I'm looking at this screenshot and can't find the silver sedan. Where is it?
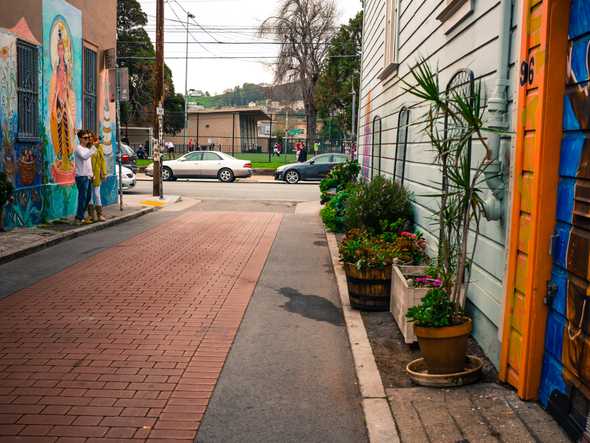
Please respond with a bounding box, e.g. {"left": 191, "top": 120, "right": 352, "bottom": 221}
{"left": 145, "top": 151, "right": 253, "bottom": 182}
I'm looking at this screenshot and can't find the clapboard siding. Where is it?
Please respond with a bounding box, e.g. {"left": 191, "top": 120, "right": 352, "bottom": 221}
{"left": 358, "top": 0, "right": 520, "bottom": 366}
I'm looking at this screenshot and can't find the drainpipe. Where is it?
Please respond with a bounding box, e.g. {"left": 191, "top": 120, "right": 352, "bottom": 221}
{"left": 483, "top": 0, "right": 513, "bottom": 221}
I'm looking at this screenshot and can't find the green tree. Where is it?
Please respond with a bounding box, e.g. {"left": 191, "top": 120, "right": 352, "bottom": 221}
{"left": 117, "top": 0, "right": 182, "bottom": 132}
{"left": 315, "top": 11, "right": 362, "bottom": 136}
{"left": 163, "top": 93, "right": 185, "bottom": 135}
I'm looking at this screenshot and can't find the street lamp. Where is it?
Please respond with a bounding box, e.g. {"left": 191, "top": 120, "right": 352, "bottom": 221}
{"left": 183, "top": 12, "right": 195, "bottom": 151}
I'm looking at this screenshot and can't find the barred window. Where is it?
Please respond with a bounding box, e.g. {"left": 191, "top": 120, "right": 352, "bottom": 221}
{"left": 394, "top": 107, "right": 410, "bottom": 185}
{"left": 17, "top": 40, "right": 39, "bottom": 141}
{"left": 83, "top": 47, "right": 97, "bottom": 133}
{"left": 371, "top": 116, "right": 382, "bottom": 179}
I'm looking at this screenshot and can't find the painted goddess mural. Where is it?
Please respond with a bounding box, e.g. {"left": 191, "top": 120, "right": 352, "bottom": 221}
{"left": 49, "top": 19, "right": 76, "bottom": 184}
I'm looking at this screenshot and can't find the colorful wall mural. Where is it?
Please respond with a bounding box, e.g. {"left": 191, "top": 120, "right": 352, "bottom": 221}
{"left": 98, "top": 69, "right": 118, "bottom": 206}
{"left": 539, "top": 0, "right": 590, "bottom": 439}
{"left": 42, "top": 0, "right": 81, "bottom": 221}
{"left": 0, "top": 0, "right": 119, "bottom": 230}
{"left": 0, "top": 30, "right": 17, "bottom": 181}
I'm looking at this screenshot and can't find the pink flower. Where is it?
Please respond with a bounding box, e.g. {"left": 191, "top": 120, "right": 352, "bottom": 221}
{"left": 400, "top": 231, "right": 417, "bottom": 239}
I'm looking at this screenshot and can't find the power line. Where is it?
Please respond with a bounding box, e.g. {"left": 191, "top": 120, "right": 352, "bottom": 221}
{"left": 119, "top": 55, "right": 360, "bottom": 60}
{"left": 166, "top": 0, "right": 216, "bottom": 56}
{"left": 166, "top": 0, "right": 222, "bottom": 43}
{"left": 118, "top": 40, "right": 333, "bottom": 45}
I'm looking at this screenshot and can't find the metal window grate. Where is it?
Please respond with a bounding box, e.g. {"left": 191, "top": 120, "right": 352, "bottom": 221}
{"left": 83, "top": 47, "right": 97, "bottom": 133}
{"left": 17, "top": 40, "right": 39, "bottom": 141}
{"left": 394, "top": 107, "right": 410, "bottom": 185}
{"left": 371, "top": 116, "right": 382, "bottom": 179}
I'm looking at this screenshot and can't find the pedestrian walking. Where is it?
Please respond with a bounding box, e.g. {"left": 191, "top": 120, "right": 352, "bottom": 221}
{"left": 273, "top": 143, "right": 281, "bottom": 157}
{"left": 313, "top": 141, "right": 319, "bottom": 155}
{"left": 89, "top": 132, "right": 108, "bottom": 222}
{"left": 74, "top": 130, "right": 96, "bottom": 225}
{"left": 300, "top": 144, "right": 308, "bottom": 162}
{"left": 165, "top": 140, "right": 175, "bottom": 159}
{"left": 295, "top": 142, "right": 302, "bottom": 162}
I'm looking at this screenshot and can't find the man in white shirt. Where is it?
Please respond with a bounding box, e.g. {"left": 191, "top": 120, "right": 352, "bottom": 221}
{"left": 74, "top": 130, "right": 97, "bottom": 224}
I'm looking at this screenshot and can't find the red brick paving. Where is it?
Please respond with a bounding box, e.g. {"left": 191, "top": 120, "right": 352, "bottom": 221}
{"left": 0, "top": 211, "right": 282, "bottom": 441}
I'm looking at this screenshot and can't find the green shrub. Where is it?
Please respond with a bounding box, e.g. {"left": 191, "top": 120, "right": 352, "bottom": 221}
{"left": 0, "top": 172, "right": 14, "bottom": 207}
{"left": 320, "top": 160, "right": 360, "bottom": 202}
{"left": 320, "top": 189, "right": 351, "bottom": 232}
{"left": 406, "top": 288, "right": 456, "bottom": 327}
{"left": 344, "top": 176, "right": 413, "bottom": 234}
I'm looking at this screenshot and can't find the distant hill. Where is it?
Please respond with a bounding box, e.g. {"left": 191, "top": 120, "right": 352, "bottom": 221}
{"left": 189, "top": 82, "right": 301, "bottom": 109}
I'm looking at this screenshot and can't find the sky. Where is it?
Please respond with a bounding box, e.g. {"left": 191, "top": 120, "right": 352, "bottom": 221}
{"left": 137, "top": 0, "right": 362, "bottom": 96}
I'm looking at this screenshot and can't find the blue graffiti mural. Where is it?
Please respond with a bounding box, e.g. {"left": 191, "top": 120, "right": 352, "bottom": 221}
{"left": 539, "top": 0, "right": 590, "bottom": 439}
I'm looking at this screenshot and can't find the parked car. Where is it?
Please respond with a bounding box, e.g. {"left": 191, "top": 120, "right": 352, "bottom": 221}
{"left": 117, "top": 165, "right": 136, "bottom": 192}
{"left": 275, "top": 153, "right": 349, "bottom": 184}
{"left": 145, "top": 151, "right": 253, "bottom": 183}
{"left": 118, "top": 143, "right": 138, "bottom": 172}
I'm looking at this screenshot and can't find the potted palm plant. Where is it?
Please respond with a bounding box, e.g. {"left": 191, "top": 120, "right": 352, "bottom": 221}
{"left": 401, "top": 60, "right": 498, "bottom": 378}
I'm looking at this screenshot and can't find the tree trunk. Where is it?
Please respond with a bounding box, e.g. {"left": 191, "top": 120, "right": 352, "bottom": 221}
{"left": 305, "top": 100, "right": 317, "bottom": 147}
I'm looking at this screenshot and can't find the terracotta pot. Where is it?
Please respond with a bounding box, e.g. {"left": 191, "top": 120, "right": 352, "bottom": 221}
{"left": 343, "top": 262, "right": 392, "bottom": 311}
{"left": 414, "top": 318, "right": 472, "bottom": 374}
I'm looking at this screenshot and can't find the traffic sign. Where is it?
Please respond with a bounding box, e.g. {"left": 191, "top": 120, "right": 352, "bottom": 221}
{"left": 287, "top": 128, "right": 304, "bottom": 136}
{"left": 156, "top": 106, "right": 164, "bottom": 116}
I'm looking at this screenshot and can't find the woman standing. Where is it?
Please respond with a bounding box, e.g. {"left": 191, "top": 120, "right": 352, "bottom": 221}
{"left": 89, "top": 132, "right": 107, "bottom": 222}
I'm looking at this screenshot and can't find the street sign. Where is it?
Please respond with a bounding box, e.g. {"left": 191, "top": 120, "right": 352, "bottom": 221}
{"left": 118, "top": 68, "right": 129, "bottom": 102}
{"left": 287, "top": 128, "right": 304, "bottom": 136}
{"left": 156, "top": 106, "right": 164, "bottom": 116}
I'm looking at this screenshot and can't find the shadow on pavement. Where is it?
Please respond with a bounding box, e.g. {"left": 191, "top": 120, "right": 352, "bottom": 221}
{"left": 278, "top": 286, "right": 344, "bottom": 326}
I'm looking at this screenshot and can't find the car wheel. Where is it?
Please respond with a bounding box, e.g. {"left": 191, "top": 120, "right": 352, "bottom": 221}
{"left": 162, "top": 167, "right": 174, "bottom": 181}
{"left": 218, "top": 168, "right": 235, "bottom": 183}
{"left": 285, "top": 169, "right": 300, "bottom": 184}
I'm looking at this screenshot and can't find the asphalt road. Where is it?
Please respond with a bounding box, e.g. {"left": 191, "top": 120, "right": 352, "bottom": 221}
{"left": 131, "top": 179, "right": 320, "bottom": 202}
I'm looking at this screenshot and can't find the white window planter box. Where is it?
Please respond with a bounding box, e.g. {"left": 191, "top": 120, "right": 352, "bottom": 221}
{"left": 390, "top": 265, "right": 429, "bottom": 344}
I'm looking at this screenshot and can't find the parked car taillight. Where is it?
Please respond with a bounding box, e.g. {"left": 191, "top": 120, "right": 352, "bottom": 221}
{"left": 244, "top": 162, "right": 252, "bottom": 168}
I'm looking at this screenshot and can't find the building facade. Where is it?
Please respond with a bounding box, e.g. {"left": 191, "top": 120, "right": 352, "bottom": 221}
{"left": 358, "top": 0, "right": 520, "bottom": 366}
{"left": 166, "top": 107, "right": 270, "bottom": 153}
{"left": 0, "top": 0, "right": 118, "bottom": 230}
{"left": 359, "top": 0, "right": 590, "bottom": 439}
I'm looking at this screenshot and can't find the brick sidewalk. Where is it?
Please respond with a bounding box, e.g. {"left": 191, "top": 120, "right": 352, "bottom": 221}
{"left": 0, "top": 211, "right": 281, "bottom": 442}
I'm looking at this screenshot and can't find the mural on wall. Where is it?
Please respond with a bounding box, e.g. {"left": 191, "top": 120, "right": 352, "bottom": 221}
{"left": 361, "top": 90, "right": 372, "bottom": 179}
{"left": 539, "top": 0, "right": 590, "bottom": 439}
{"left": 48, "top": 18, "right": 76, "bottom": 183}
{"left": 99, "top": 69, "right": 115, "bottom": 175}
{"left": 42, "top": 0, "right": 81, "bottom": 220}
{"left": 0, "top": 30, "right": 17, "bottom": 182}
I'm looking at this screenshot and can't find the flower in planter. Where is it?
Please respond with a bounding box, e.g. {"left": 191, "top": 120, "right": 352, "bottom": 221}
{"left": 393, "top": 231, "right": 428, "bottom": 265}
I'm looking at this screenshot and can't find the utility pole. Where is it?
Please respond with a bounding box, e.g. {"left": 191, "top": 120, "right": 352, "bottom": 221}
{"left": 183, "top": 12, "right": 194, "bottom": 151}
{"left": 153, "top": 0, "right": 164, "bottom": 198}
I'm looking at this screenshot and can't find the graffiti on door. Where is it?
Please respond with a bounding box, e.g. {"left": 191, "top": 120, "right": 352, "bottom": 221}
{"left": 540, "top": 1, "right": 590, "bottom": 439}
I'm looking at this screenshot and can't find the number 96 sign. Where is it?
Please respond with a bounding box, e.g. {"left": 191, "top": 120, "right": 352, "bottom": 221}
{"left": 520, "top": 57, "right": 535, "bottom": 87}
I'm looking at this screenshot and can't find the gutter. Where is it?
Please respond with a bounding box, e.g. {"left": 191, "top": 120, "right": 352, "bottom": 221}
{"left": 483, "top": 0, "right": 514, "bottom": 221}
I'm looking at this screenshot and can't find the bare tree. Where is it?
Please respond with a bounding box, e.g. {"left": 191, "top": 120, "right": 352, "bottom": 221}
{"left": 259, "top": 0, "right": 336, "bottom": 143}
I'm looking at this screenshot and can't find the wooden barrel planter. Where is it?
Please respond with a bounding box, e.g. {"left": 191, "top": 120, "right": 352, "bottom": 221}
{"left": 343, "top": 263, "right": 392, "bottom": 311}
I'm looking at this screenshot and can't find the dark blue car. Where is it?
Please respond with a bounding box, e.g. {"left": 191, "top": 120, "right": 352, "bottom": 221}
{"left": 274, "top": 153, "right": 349, "bottom": 184}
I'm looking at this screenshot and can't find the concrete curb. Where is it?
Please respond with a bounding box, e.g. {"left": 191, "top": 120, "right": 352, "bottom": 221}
{"left": 0, "top": 206, "right": 156, "bottom": 266}
{"left": 326, "top": 232, "right": 400, "bottom": 443}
